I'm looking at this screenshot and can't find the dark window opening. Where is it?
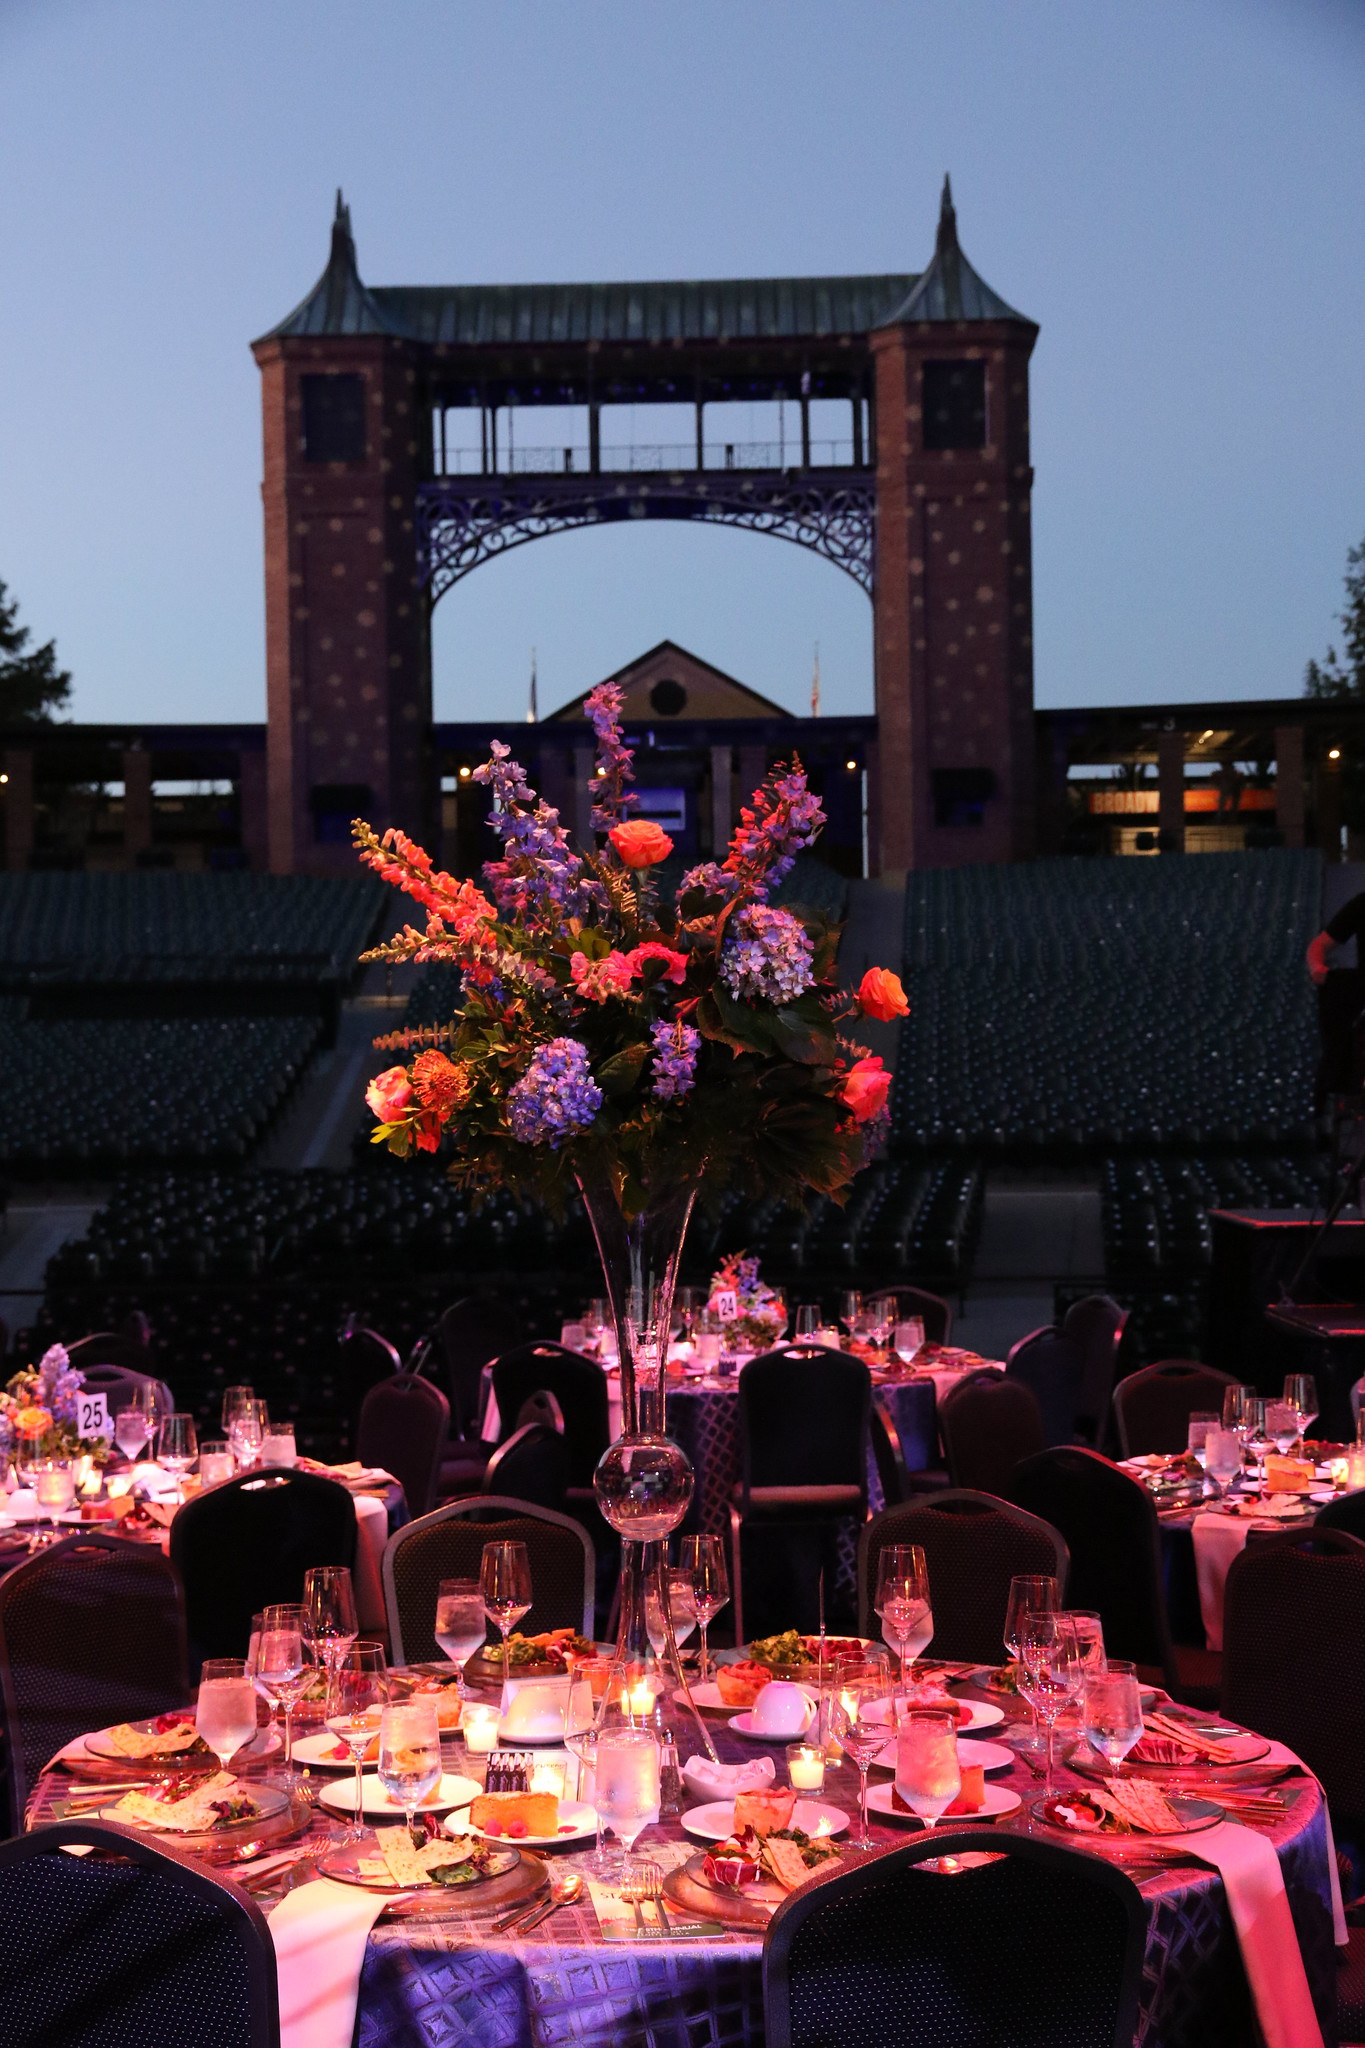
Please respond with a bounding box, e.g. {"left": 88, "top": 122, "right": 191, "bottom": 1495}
{"left": 932, "top": 766, "right": 996, "bottom": 828}
{"left": 922, "top": 360, "right": 986, "bottom": 451}
{"left": 310, "top": 782, "right": 371, "bottom": 845}
{"left": 649, "top": 678, "right": 688, "bottom": 717}
{"left": 302, "top": 374, "right": 368, "bottom": 463}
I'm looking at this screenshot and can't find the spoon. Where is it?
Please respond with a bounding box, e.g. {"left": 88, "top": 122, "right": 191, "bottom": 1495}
{"left": 496, "top": 1868, "right": 584, "bottom": 1936}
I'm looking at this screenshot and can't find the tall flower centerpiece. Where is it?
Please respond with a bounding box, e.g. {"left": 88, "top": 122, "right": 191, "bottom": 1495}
{"left": 353, "top": 683, "right": 907, "bottom": 1746}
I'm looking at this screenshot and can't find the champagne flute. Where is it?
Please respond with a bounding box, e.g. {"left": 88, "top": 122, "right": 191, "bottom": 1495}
{"left": 831, "top": 1679, "right": 887, "bottom": 1851}
{"left": 592, "top": 1727, "right": 661, "bottom": 1878}
{"left": 1017, "top": 1610, "right": 1082, "bottom": 1791}
{"left": 874, "top": 1543, "right": 932, "bottom": 1705}
{"left": 479, "top": 1540, "right": 532, "bottom": 1714}
{"left": 894, "top": 1704, "right": 961, "bottom": 1834}
{"left": 157, "top": 1414, "right": 198, "bottom": 1502}
{"left": 434, "top": 1577, "right": 486, "bottom": 1698}
{"left": 255, "top": 1601, "right": 312, "bottom": 1784}
{"left": 327, "top": 1643, "right": 390, "bottom": 1833}
{"left": 378, "top": 1699, "right": 442, "bottom": 1842}
{"left": 679, "top": 1533, "right": 729, "bottom": 1685}
{"left": 304, "top": 1566, "right": 359, "bottom": 1715}
{"left": 1083, "top": 1659, "right": 1143, "bottom": 1775}
{"left": 196, "top": 1657, "right": 259, "bottom": 1772}
{"left": 1284, "top": 1373, "right": 1319, "bottom": 1453}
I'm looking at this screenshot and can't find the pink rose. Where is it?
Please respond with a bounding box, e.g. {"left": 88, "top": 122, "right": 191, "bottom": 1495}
{"left": 840, "top": 1056, "right": 891, "bottom": 1124}
{"left": 366, "top": 1066, "right": 413, "bottom": 1121}
{"left": 628, "top": 942, "right": 688, "bottom": 985}
{"left": 570, "top": 950, "right": 636, "bottom": 1002}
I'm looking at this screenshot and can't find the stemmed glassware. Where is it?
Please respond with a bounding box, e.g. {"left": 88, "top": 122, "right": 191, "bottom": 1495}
{"left": 1284, "top": 1374, "right": 1319, "bottom": 1452}
{"left": 303, "top": 1566, "right": 359, "bottom": 1715}
{"left": 1266, "top": 1399, "right": 1301, "bottom": 1458}
{"left": 645, "top": 1567, "right": 698, "bottom": 1665}
{"left": 30, "top": 1457, "right": 78, "bottom": 1550}
{"left": 479, "top": 1541, "right": 532, "bottom": 1714}
{"left": 592, "top": 1727, "right": 661, "bottom": 1879}
{"left": 228, "top": 1398, "right": 268, "bottom": 1471}
{"left": 158, "top": 1414, "right": 198, "bottom": 1501}
{"left": 794, "top": 1304, "right": 821, "bottom": 1340}
{"left": 893, "top": 1318, "right": 926, "bottom": 1367}
{"left": 565, "top": 1684, "right": 617, "bottom": 1879}
{"left": 221, "top": 1385, "right": 255, "bottom": 1435}
{"left": 865, "top": 1296, "right": 895, "bottom": 1361}
{"left": 831, "top": 1678, "right": 888, "bottom": 1851}
{"left": 893, "top": 1703, "right": 962, "bottom": 1834}
{"left": 1187, "top": 1411, "right": 1218, "bottom": 1490}
{"left": 1002, "top": 1572, "right": 1057, "bottom": 1752}
{"left": 113, "top": 1398, "right": 152, "bottom": 1466}
{"left": 1082, "top": 1658, "right": 1143, "bottom": 1775}
{"left": 196, "top": 1658, "right": 259, "bottom": 1772}
{"left": 840, "top": 1291, "right": 863, "bottom": 1339}
{"left": 678, "top": 1534, "right": 729, "bottom": 1684}
{"left": 1017, "top": 1610, "right": 1083, "bottom": 1791}
{"left": 1242, "top": 1398, "right": 1271, "bottom": 1484}
{"left": 434, "top": 1578, "right": 486, "bottom": 1697}
{"left": 327, "top": 1643, "right": 390, "bottom": 1835}
{"left": 254, "top": 1601, "right": 312, "bottom": 1784}
{"left": 1204, "top": 1425, "right": 1242, "bottom": 1499}
{"left": 378, "top": 1699, "right": 442, "bottom": 1842}
{"left": 874, "top": 1543, "right": 932, "bottom": 1704}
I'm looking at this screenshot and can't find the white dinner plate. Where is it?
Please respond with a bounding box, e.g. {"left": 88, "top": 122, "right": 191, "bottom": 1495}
{"left": 681, "top": 1798, "right": 849, "bottom": 1843}
{"left": 728, "top": 1707, "right": 816, "bottom": 1741}
{"left": 315, "top": 1771, "right": 480, "bottom": 1819}
{"left": 670, "top": 1681, "right": 732, "bottom": 1712}
{"left": 864, "top": 1697, "right": 1005, "bottom": 1733}
{"left": 290, "top": 1729, "right": 369, "bottom": 1770}
{"left": 866, "top": 1779, "right": 1021, "bottom": 1824}
{"left": 453, "top": 1799, "right": 598, "bottom": 1848}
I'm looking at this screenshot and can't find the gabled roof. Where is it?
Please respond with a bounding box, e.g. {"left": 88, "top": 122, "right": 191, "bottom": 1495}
{"left": 548, "top": 640, "right": 792, "bottom": 722}
{"left": 875, "top": 177, "right": 1032, "bottom": 327}
{"left": 256, "top": 192, "right": 404, "bottom": 343}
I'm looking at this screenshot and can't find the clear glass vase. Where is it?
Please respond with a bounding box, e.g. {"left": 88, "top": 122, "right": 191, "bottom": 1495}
{"left": 575, "top": 1162, "right": 718, "bottom": 1762}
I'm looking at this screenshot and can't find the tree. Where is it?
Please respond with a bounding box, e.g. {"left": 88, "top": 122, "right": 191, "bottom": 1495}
{"left": 1305, "top": 533, "right": 1365, "bottom": 701}
{"left": 0, "top": 580, "right": 71, "bottom": 725}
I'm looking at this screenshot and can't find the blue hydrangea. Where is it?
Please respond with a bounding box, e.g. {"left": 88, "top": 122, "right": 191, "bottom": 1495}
{"left": 719, "top": 904, "right": 815, "bottom": 1004}
{"left": 651, "top": 1018, "right": 700, "bottom": 1100}
{"left": 36, "top": 1344, "right": 81, "bottom": 1428}
{"left": 507, "top": 1038, "right": 603, "bottom": 1146}
{"left": 679, "top": 861, "right": 740, "bottom": 903}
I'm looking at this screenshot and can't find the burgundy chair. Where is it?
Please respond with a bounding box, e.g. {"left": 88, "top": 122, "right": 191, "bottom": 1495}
{"left": 857, "top": 1491, "right": 1068, "bottom": 1664}
{"left": 357, "top": 1370, "right": 450, "bottom": 1518}
{"left": 939, "top": 1371, "right": 1045, "bottom": 1496}
{"left": 1112, "top": 1359, "right": 1239, "bottom": 1458}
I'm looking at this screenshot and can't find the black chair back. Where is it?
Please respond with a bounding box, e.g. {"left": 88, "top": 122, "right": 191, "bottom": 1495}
{"left": 0, "top": 1820, "right": 279, "bottom": 2046}
{"left": 737, "top": 1346, "right": 871, "bottom": 1508}
{"left": 336, "top": 1317, "right": 402, "bottom": 1445}
{"left": 1007, "top": 1446, "right": 1176, "bottom": 1691}
{"left": 382, "top": 1496, "right": 594, "bottom": 1663}
{"left": 940, "top": 1373, "right": 1045, "bottom": 1495}
{"left": 1062, "top": 1295, "right": 1129, "bottom": 1445}
{"left": 1314, "top": 1489, "right": 1365, "bottom": 1542}
{"left": 857, "top": 1492, "right": 1068, "bottom": 1662}
{"left": 764, "top": 1828, "right": 1145, "bottom": 2048}
{"left": 869, "top": 1395, "right": 912, "bottom": 1506}
{"left": 357, "top": 1371, "right": 449, "bottom": 1518}
{"left": 169, "top": 1470, "right": 356, "bottom": 1671}
{"left": 63, "top": 1359, "right": 175, "bottom": 1422}
{"left": 1005, "top": 1327, "right": 1084, "bottom": 1448}
{"left": 1222, "top": 1527, "right": 1365, "bottom": 1826}
{"left": 66, "top": 1333, "right": 154, "bottom": 1373}
{"left": 1113, "top": 1359, "right": 1238, "bottom": 1457}
{"left": 0, "top": 1535, "right": 189, "bottom": 1827}
{"left": 491, "top": 1345, "right": 609, "bottom": 1492}
{"left": 482, "top": 1424, "right": 569, "bottom": 1514}
{"left": 437, "top": 1297, "right": 522, "bottom": 1438}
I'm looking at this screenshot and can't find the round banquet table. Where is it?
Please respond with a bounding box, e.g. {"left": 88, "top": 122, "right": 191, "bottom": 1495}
{"left": 30, "top": 1674, "right": 1340, "bottom": 2048}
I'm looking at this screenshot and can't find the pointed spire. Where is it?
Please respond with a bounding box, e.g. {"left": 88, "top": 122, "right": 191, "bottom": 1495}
{"left": 527, "top": 648, "right": 539, "bottom": 723}
{"left": 875, "top": 177, "right": 1031, "bottom": 328}
{"left": 255, "top": 191, "right": 399, "bottom": 342}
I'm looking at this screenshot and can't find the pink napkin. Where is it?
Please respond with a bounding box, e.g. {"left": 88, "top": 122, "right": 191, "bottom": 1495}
{"left": 1171, "top": 1820, "right": 1324, "bottom": 2048}
{"left": 268, "top": 1877, "right": 388, "bottom": 2048}
{"left": 1190, "top": 1512, "right": 1251, "bottom": 1650}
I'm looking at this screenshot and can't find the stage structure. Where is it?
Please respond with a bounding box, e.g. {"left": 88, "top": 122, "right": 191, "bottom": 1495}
{"left": 252, "top": 182, "right": 1038, "bottom": 876}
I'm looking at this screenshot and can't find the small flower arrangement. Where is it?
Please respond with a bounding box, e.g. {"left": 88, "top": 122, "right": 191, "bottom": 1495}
{"left": 354, "top": 681, "right": 907, "bottom": 1219}
{"left": 707, "top": 1252, "right": 787, "bottom": 1354}
{"left": 0, "top": 1343, "right": 105, "bottom": 1463}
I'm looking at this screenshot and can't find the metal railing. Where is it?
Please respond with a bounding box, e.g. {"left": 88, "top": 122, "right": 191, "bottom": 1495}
{"left": 432, "top": 439, "right": 862, "bottom": 479}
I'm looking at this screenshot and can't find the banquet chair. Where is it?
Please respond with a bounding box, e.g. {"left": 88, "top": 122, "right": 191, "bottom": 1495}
{"left": 62, "top": 1357, "right": 176, "bottom": 1422}
{"left": 0, "top": 1535, "right": 188, "bottom": 1829}
{"left": 491, "top": 1344, "right": 610, "bottom": 1500}
{"left": 336, "top": 1315, "right": 403, "bottom": 1445}
{"left": 1112, "top": 1359, "right": 1239, "bottom": 1457}
{"left": 436, "top": 1296, "right": 522, "bottom": 1439}
{"left": 869, "top": 1392, "right": 945, "bottom": 1506}
{"left": 0, "top": 1820, "right": 278, "bottom": 2046}
{"left": 857, "top": 1492, "right": 1069, "bottom": 1663}
{"left": 1005, "top": 1327, "right": 1085, "bottom": 1448}
{"left": 764, "top": 1827, "right": 1145, "bottom": 2048}
{"left": 382, "top": 1496, "right": 594, "bottom": 1665}
{"left": 356, "top": 1370, "right": 449, "bottom": 1518}
{"left": 170, "top": 1470, "right": 357, "bottom": 1672}
{"left": 1222, "top": 1528, "right": 1365, "bottom": 1827}
{"left": 482, "top": 1423, "right": 569, "bottom": 1514}
{"left": 1007, "top": 1446, "right": 1219, "bottom": 1705}
{"left": 730, "top": 1346, "right": 871, "bottom": 1643}
{"left": 940, "top": 1373, "right": 1045, "bottom": 1496}
{"left": 1062, "top": 1294, "right": 1129, "bottom": 1447}
{"left": 1315, "top": 1490, "right": 1365, "bottom": 1542}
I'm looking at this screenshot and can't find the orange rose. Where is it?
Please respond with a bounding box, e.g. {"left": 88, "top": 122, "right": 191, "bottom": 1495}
{"left": 15, "top": 1405, "right": 53, "bottom": 1440}
{"left": 840, "top": 1056, "right": 891, "bottom": 1124}
{"left": 366, "top": 1066, "right": 413, "bottom": 1121}
{"left": 609, "top": 820, "right": 674, "bottom": 868}
{"left": 858, "top": 968, "right": 909, "bottom": 1021}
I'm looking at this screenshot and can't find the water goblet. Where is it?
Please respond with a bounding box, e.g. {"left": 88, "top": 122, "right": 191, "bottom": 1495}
{"left": 228, "top": 1397, "right": 268, "bottom": 1471}
{"left": 1266, "top": 1399, "right": 1300, "bottom": 1459}
{"left": 113, "top": 1402, "right": 151, "bottom": 1466}
{"left": 434, "top": 1577, "right": 486, "bottom": 1697}
{"left": 894, "top": 1317, "right": 926, "bottom": 1367}
{"left": 303, "top": 1565, "right": 359, "bottom": 1714}
{"left": 196, "top": 1657, "right": 259, "bottom": 1772}
{"left": 1083, "top": 1659, "right": 1143, "bottom": 1775}
{"left": 592, "top": 1727, "right": 661, "bottom": 1878}
{"left": 1204, "top": 1425, "right": 1242, "bottom": 1499}
{"left": 894, "top": 1704, "right": 961, "bottom": 1834}
{"left": 378, "top": 1699, "right": 442, "bottom": 1841}
{"left": 1283, "top": 1373, "right": 1319, "bottom": 1452}
{"left": 1187, "top": 1411, "right": 1218, "bottom": 1489}
{"left": 1017, "top": 1610, "right": 1082, "bottom": 1791}
{"left": 1002, "top": 1572, "right": 1057, "bottom": 1753}
{"left": 157, "top": 1413, "right": 198, "bottom": 1501}
{"left": 255, "top": 1601, "right": 312, "bottom": 1783}
{"left": 327, "top": 1643, "right": 390, "bottom": 1833}
{"left": 480, "top": 1540, "right": 532, "bottom": 1713}
{"left": 831, "top": 1679, "right": 888, "bottom": 1850}
{"left": 678, "top": 1533, "right": 728, "bottom": 1684}
{"left": 874, "top": 1542, "right": 932, "bottom": 1704}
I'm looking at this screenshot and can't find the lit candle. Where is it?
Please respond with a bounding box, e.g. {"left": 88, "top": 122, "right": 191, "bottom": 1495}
{"left": 529, "top": 1761, "right": 566, "bottom": 1798}
{"left": 1349, "top": 1448, "right": 1365, "bottom": 1491}
{"left": 787, "top": 1743, "right": 826, "bottom": 1791}
{"left": 462, "top": 1704, "right": 500, "bottom": 1754}
{"left": 626, "top": 1679, "right": 656, "bottom": 1718}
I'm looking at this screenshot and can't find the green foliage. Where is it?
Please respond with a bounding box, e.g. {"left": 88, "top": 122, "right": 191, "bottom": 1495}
{"left": 1305, "top": 533, "right": 1365, "bottom": 828}
{"left": 0, "top": 580, "right": 71, "bottom": 726}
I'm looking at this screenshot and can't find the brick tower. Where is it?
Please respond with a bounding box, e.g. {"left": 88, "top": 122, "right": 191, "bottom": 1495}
{"left": 251, "top": 196, "right": 430, "bottom": 876}
{"left": 870, "top": 179, "right": 1038, "bottom": 872}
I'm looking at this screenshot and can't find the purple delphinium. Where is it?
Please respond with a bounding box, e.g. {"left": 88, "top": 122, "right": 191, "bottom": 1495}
{"left": 584, "top": 681, "right": 639, "bottom": 831}
{"left": 473, "top": 741, "right": 606, "bottom": 924}
{"left": 720, "top": 903, "right": 815, "bottom": 1004}
{"left": 650, "top": 1018, "right": 700, "bottom": 1100}
{"left": 723, "top": 761, "right": 825, "bottom": 896}
{"left": 507, "top": 1038, "right": 603, "bottom": 1146}
{"left": 36, "top": 1343, "right": 81, "bottom": 1428}
{"left": 678, "top": 861, "right": 740, "bottom": 903}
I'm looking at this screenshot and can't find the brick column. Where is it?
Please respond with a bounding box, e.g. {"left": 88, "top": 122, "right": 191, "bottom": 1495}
{"left": 1274, "top": 725, "right": 1305, "bottom": 849}
{"left": 3, "top": 749, "right": 34, "bottom": 871}
{"left": 1157, "top": 731, "right": 1185, "bottom": 851}
{"left": 709, "top": 743, "right": 732, "bottom": 859}
{"left": 122, "top": 748, "right": 153, "bottom": 862}
{"left": 238, "top": 748, "right": 269, "bottom": 869}
{"left": 738, "top": 746, "right": 767, "bottom": 817}
{"left": 1319, "top": 752, "right": 1343, "bottom": 861}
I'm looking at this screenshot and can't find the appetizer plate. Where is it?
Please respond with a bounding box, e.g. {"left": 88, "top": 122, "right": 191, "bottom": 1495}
{"left": 99, "top": 1780, "right": 291, "bottom": 1844}
{"left": 290, "top": 1729, "right": 373, "bottom": 1770}
{"left": 681, "top": 1798, "right": 848, "bottom": 1843}
{"left": 1072, "top": 1729, "right": 1269, "bottom": 1775}
{"left": 1033, "top": 1792, "right": 1224, "bottom": 1839}
{"left": 866, "top": 1780, "right": 1021, "bottom": 1823}
{"left": 84, "top": 1720, "right": 280, "bottom": 1765}
{"left": 864, "top": 1696, "right": 1005, "bottom": 1733}
{"left": 316, "top": 1771, "right": 480, "bottom": 1820}
{"left": 451, "top": 1800, "right": 598, "bottom": 1848}
{"left": 319, "top": 1833, "right": 523, "bottom": 1896}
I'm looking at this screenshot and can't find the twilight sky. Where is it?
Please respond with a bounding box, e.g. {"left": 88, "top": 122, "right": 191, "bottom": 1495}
{"left": 0, "top": 0, "right": 1362, "bottom": 727}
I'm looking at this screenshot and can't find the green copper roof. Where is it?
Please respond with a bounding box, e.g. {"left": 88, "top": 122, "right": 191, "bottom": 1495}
{"left": 875, "top": 177, "right": 1032, "bottom": 327}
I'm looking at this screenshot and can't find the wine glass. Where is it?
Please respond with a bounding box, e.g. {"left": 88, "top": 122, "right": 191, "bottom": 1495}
{"left": 255, "top": 1601, "right": 312, "bottom": 1783}
{"left": 839, "top": 1291, "right": 863, "bottom": 1337}
{"left": 1266, "top": 1399, "right": 1300, "bottom": 1458}
{"left": 1186, "top": 1411, "right": 1218, "bottom": 1488}
{"left": 592, "top": 1727, "right": 661, "bottom": 1877}
{"left": 221, "top": 1385, "right": 255, "bottom": 1435}
{"left": 831, "top": 1679, "right": 888, "bottom": 1850}
{"left": 30, "top": 1458, "right": 77, "bottom": 1551}
{"left": 479, "top": 1541, "right": 532, "bottom": 1713}
{"left": 874, "top": 1543, "right": 932, "bottom": 1704}
{"left": 1060, "top": 1609, "right": 1106, "bottom": 1679}
{"left": 328, "top": 1643, "right": 390, "bottom": 1834}
{"left": 866, "top": 1296, "right": 895, "bottom": 1360}
{"left": 564, "top": 1686, "right": 617, "bottom": 1878}
{"left": 1221, "top": 1384, "right": 1255, "bottom": 1434}
{"left": 228, "top": 1397, "right": 268, "bottom": 1471}
{"left": 1083, "top": 1659, "right": 1144, "bottom": 1775}
{"left": 794, "top": 1304, "right": 821, "bottom": 1340}
{"left": 894, "top": 1318, "right": 926, "bottom": 1367}
{"left": 666, "top": 1565, "right": 698, "bottom": 1652}
{"left": 1017, "top": 1610, "right": 1082, "bottom": 1791}
{"left": 894, "top": 1703, "right": 961, "bottom": 1834}
{"left": 1002, "top": 1573, "right": 1057, "bottom": 1753}
{"left": 304, "top": 1565, "right": 359, "bottom": 1714}
{"left": 434, "top": 1577, "right": 486, "bottom": 1697}
{"left": 378, "top": 1699, "right": 442, "bottom": 1841}
{"left": 196, "top": 1658, "right": 259, "bottom": 1772}
{"left": 113, "top": 1401, "right": 151, "bottom": 1466}
{"left": 678, "top": 1533, "right": 729, "bottom": 1684}
{"left": 1284, "top": 1374, "right": 1319, "bottom": 1452}
{"left": 157, "top": 1414, "right": 198, "bottom": 1501}
{"left": 1204, "top": 1425, "right": 1242, "bottom": 1499}
{"left": 1242, "top": 1398, "right": 1271, "bottom": 1483}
